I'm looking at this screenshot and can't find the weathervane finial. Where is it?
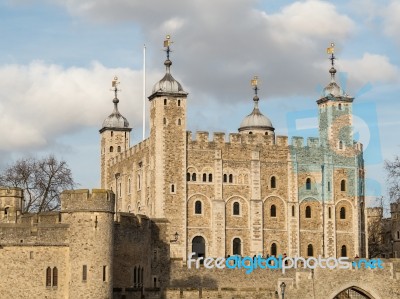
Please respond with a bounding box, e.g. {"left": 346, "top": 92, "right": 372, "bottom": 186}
{"left": 251, "top": 75, "right": 259, "bottom": 96}
{"left": 111, "top": 76, "right": 121, "bottom": 99}
{"left": 326, "top": 42, "right": 337, "bottom": 81}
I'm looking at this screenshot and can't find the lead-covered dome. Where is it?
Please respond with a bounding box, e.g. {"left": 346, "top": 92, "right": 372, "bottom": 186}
{"left": 102, "top": 98, "right": 130, "bottom": 129}
{"left": 239, "top": 95, "right": 275, "bottom": 134}
{"left": 151, "top": 59, "right": 185, "bottom": 94}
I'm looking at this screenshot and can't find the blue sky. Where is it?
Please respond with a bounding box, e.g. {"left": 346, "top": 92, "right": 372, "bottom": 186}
{"left": 0, "top": 0, "right": 399, "bottom": 207}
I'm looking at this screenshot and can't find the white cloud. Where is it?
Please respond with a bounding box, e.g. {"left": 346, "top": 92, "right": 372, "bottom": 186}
{"left": 340, "top": 53, "right": 399, "bottom": 85}
{"left": 382, "top": 1, "right": 400, "bottom": 44}
{"left": 0, "top": 61, "right": 159, "bottom": 151}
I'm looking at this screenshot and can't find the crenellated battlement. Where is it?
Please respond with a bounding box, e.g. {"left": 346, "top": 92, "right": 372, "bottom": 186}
{"left": 0, "top": 187, "right": 23, "bottom": 198}
{"left": 187, "top": 131, "right": 290, "bottom": 149}
{"left": 367, "top": 207, "right": 383, "bottom": 218}
{"left": 116, "top": 212, "right": 151, "bottom": 229}
{"left": 109, "top": 138, "right": 150, "bottom": 167}
{"left": 61, "top": 189, "right": 115, "bottom": 213}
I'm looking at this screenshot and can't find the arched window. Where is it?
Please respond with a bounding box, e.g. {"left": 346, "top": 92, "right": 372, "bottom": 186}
{"left": 271, "top": 176, "right": 276, "bottom": 189}
{"left": 305, "top": 206, "right": 311, "bottom": 218}
{"left": 340, "top": 207, "right": 346, "bottom": 219}
{"left": 249, "top": 131, "right": 253, "bottom": 134}
{"left": 164, "top": 99, "right": 167, "bottom": 105}
{"left": 271, "top": 243, "right": 277, "bottom": 256}
{"left": 341, "top": 180, "right": 346, "bottom": 191}
{"left": 341, "top": 245, "right": 347, "bottom": 257}
{"left": 270, "top": 205, "right": 277, "bottom": 217}
{"left": 339, "top": 141, "right": 343, "bottom": 149}
{"left": 307, "top": 244, "right": 314, "bottom": 257}
{"left": 223, "top": 174, "right": 227, "bottom": 183}
{"left": 109, "top": 146, "right": 114, "bottom": 153}
{"left": 53, "top": 267, "right": 58, "bottom": 287}
{"left": 178, "top": 118, "right": 181, "bottom": 125}
{"left": 208, "top": 174, "right": 212, "bottom": 182}
{"left": 306, "top": 178, "right": 311, "bottom": 190}
{"left": 233, "top": 202, "right": 240, "bottom": 215}
{"left": 117, "top": 146, "right": 121, "bottom": 152}
{"left": 329, "top": 207, "right": 332, "bottom": 219}
{"left": 192, "top": 236, "right": 206, "bottom": 259}
{"left": 133, "top": 266, "right": 137, "bottom": 286}
{"left": 46, "top": 267, "right": 51, "bottom": 286}
{"left": 233, "top": 238, "right": 241, "bottom": 255}
{"left": 202, "top": 173, "right": 207, "bottom": 182}
{"left": 4, "top": 207, "right": 8, "bottom": 215}
{"left": 338, "top": 103, "right": 342, "bottom": 110}
{"left": 195, "top": 201, "right": 202, "bottom": 214}
{"left": 192, "top": 173, "right": 196, "bottom": 182}
{"left": 137, "top": 266, "right": 141, "bottom": 286}
{"left": 229, "top": 174, "right": 233, "bottom": 183}
{"left": 187, "top": 173, "right": 190, "bottom": 181}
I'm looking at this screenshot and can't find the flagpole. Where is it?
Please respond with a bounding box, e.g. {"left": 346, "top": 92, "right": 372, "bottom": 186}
{"left": 143, "top": 44, "right": 146, "bottom": 140}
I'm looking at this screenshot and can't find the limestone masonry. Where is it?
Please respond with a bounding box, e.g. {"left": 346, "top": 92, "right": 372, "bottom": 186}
{"left": 1, "top": 41, "right": 399, "bottom": 299}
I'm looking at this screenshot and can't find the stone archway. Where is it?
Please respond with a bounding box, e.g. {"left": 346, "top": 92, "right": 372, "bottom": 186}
{"left": 333, "top": 286, "right": 375, "bottom": 299}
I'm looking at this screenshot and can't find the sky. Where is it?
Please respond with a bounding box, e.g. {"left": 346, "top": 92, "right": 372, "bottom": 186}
{"left": 0, "top": 0, "right": 399, "bottom": 207}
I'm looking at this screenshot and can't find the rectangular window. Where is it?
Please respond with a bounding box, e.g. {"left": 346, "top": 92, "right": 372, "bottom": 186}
{"left": 30, "top": 251, "right": 34, "bottom": 259}
{"left": 328, "top": 181, "right": 331, "bottom": 191}
{"left": 103, "top": 266, "right": 107, "bottom": 282}
{"left": 82, "top": 265, "right": 87, "bottom": 282}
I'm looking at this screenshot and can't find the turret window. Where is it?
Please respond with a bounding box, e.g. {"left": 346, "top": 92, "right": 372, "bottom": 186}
{"left": 305, "top": 206, "right": 312, "bottom": 218}
{"left": 340, "top": 207, "right": 346, "bottom": 219}
{"left": 195, "top": 201, "right": 202, "bottom": 214}
{"left": 233, "top": 202, "right": 240, "bottom": 215}
{"left": 338, "top": 103, "right": 342, "bottom": 110}
{"left": 164, "top": 99, "right": 167, "bottom": 105}
{"left": 111, "top": 131, "right": 113, "bottom": 137}
{"left": 178, "top": 99, "right": 181, "bottom": 106}
{"left": 341, "top": 180, "right": 346, "bottom": 191}
{"left": 270, "top": 204, "right": 277, "bottom": 217}
{"left": 270, "top": 176, "right": 276, "bottom": 189}
{"left": 306, "top": 178, "right": 311, "bottom": 190}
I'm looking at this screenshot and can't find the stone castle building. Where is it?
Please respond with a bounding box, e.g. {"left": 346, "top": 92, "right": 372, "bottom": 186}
{"left": 2, "top": 40, "right": 399, "bottom": 299}
{"left": 100, "top": 40, "right": 367, "bottom": 261}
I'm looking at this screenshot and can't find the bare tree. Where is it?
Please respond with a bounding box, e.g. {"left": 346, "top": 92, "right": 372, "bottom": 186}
{"left": 367, "top": 197, "right": 389, "bottom": 258}
{"left": 385, "top": 155, "right": 400, "bottom": 203}
{"left": 0, "top": 155, "right": 75, "bottom": 212}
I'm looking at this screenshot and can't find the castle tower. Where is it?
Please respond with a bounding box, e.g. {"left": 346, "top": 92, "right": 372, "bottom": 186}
{"left": 100, "top": 77, "right": 131, "bottom": 190}
{"left": 0, "top": 187, "right": 23, "bottom": 223}
{"left": 148, "top": 35, "right": 188, "bottom": 257}
{"left": 61, "top": 189, "right": 115, "bottom": 298}
{"left": 317, "top": 43, "right": 354, "bottom": 150}
{"left": 238, "top": 76, "right": 275, "bottom": 137}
